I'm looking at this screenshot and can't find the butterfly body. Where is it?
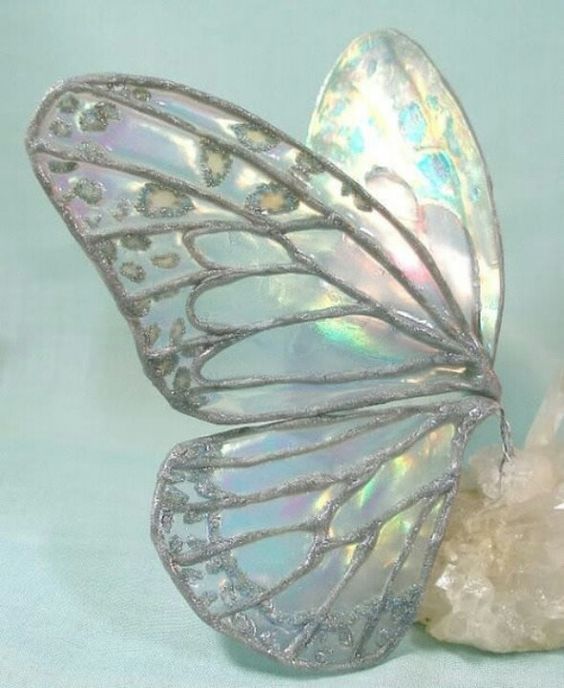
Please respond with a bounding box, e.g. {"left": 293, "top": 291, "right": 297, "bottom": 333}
{"left": 27, "top": 30, "right": 505, "bottom": 670}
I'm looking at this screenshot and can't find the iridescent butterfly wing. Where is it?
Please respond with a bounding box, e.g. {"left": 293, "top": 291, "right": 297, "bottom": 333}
{"left": 26, "top": 30, "right": 503, "bottom": 671}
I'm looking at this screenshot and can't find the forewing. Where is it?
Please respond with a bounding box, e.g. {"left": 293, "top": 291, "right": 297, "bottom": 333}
{"left": 26, "top": 74, "right": 494, "bottom": 424}
{"left": 308, "top": 30, "right": 503, "bottom": 358}
{"left": 152, "top": 396, "right": 497, "bottom": 670}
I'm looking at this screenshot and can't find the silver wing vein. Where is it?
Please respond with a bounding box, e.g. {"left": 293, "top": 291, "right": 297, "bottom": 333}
{"left": 151, "top": 397, "right": 498, "bottom": 669}
{"left": 27, "top": 30, "right": 503, "bottom": 671}
{"left": 26, "top": 72, "right": 499, "bottom": 425}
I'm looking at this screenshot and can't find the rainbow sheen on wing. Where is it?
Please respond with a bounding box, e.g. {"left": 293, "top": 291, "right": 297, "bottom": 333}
{"left": 308, "top": 29, "right": 503, "bottom": 358}
{"left": 27, "top": 73, "right": 497, "bottom": 425}
{"left": 26, "top": 33, "right": 504, "bottom": 671}
{"left": 152, "top": 398, "right": 497, "bottom": 669}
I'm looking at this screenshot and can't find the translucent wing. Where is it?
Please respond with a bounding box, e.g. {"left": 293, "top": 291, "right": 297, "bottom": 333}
{"left": 308, "top": 30, "right": 503, "bottom": 358}
{"left": 26, "top": 72, "right": 498, "bottom": 424}
{"left": 26, "top": 42, "right": 502, "bottom": 671}
{"left": 152, "top": 397, "right": 497, "bottom": 669}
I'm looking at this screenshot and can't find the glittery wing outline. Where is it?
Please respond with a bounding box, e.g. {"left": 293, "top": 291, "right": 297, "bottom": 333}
{"left": 308, "top": 30, "right": 504, "bottom": 360}
{"left": 152, "top": 396, "right": 498, "bottom": 670}
{"left": 26, "top": 71, "right": 503, "bottom": 670}
{"left": 26, "top": 73, "right": 499, "bottom": 426}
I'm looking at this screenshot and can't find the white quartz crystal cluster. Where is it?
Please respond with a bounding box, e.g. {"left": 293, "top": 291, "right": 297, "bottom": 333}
{"left": 418, "top": 374, "right": 564, "bottom": 652}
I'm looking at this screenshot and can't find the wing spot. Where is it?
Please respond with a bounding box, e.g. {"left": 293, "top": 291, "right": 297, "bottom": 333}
{"left": 48, "top": 118, "right": 71, "bottom": 138}
{"left": 119, "top": 261, "right": 146, "bottom": 283}
{"left": 126, "top": 297, "right": 151, "bottom": 318}
{"left": 57, "top": 94, "right": 79, "bottom": 113}
{"left": 121, "top": 234, "right": 152, "bottom": 251}
{"left": 136, "top": 182, "right": 194, "bottom": 218}
{"left": 106, "top": 82, "right": 152, "bottom": 102}
{"left": 232, "top": 123, "right": 279, "bottom": 152}
{"left": 73, "top": 178, "right": 104, "bottom": 205}
{"left": 292, "top": 151, "right": 326, "bottom": 180}
{"left": 130, "top": 86, "right": 151, "bottom": 102}
{"left": 96, "top": 239, "right": 117, "bottom": 264}
{"left": 245, "top": 183, "right": 299, "bottom": 215}
{"left": 78, "top": 101, "right": 120, "bottom": 132}
{"left": 48, "top": 160, "right": 78, "bottom": 174}
{"left": 199, "top": 140, "right": 233, "bottom": 187}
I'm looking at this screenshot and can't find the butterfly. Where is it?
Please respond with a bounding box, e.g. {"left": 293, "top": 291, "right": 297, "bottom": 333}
{"left": 26, "top": 29, "right": 506, "bottom": 671}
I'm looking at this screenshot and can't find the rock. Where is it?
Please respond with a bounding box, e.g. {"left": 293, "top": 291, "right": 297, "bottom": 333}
{"left": 418, "top": 373, "right": 564, "bottom": 652}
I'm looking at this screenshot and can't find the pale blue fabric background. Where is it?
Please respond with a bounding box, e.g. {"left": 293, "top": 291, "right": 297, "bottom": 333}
{"left": 1, "top": 1, "right": 563, "bottom": 686}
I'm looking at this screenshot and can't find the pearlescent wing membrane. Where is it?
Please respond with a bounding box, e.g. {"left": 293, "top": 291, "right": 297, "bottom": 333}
{"left": 308, "top": 30, "right": 503, "bottom": 358}
{"left": 27, "top": 73, "right": 497, "bottom": 424}
{"left": 26, "top": 44, "right": 503, "bottom": 672}
{"left": 152, "top": 397, "right": 498, "bottom": 670}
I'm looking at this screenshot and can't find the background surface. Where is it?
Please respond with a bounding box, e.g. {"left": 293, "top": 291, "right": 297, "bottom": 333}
{"left": 1, "top": 1, "right": 563, "bottom": 687}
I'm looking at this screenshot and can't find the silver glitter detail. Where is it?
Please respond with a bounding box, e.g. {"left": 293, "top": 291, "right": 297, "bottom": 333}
{"left": 25, "top": 58, "right": 507, "bottom": 672}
